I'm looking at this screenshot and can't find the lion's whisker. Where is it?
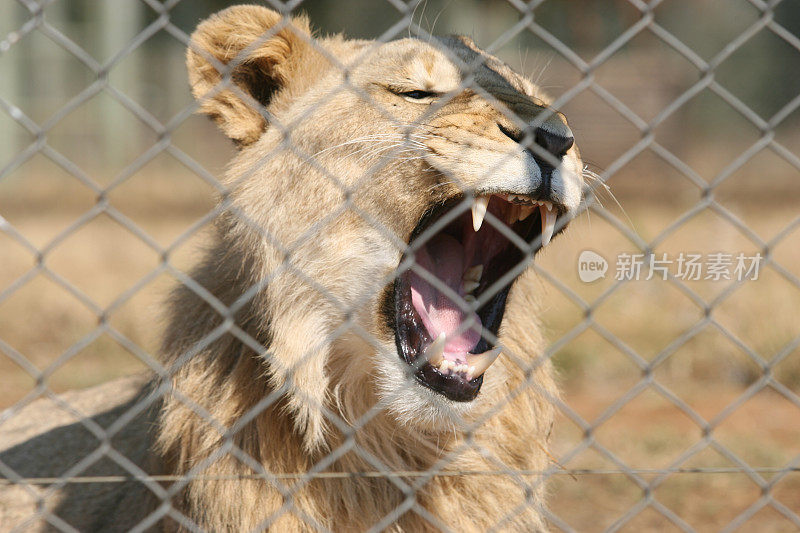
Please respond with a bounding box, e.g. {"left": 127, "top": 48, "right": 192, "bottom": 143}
{"left": 582, "top": 166, "right": 634, "bottom": 229}
{"left": 309, "top": 134, "right": 430, "bottom": 159}
{"left": 426, "top": 181, "right": 457, "bottom": 192}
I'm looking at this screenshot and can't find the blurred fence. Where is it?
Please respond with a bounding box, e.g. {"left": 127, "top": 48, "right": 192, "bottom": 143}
{"left": 1, "top": 0, "right": 800, "bottom": 531}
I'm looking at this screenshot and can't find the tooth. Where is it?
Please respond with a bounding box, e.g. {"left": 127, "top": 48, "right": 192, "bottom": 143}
{"left": 543, "top": 201, "right": 553, "bottom": 211}
{"left": 462, "top": 280, "right": 480, "bottom": 293}
{"left": 463, "top": 264, "right": 483, "bottom": 282}
{"left": 423, "top": 333, "right": 446, "bottom": 366}
{"left": 539, "top": 204, "right": 556, "bottom": 246}
{"left": 518, "top": 205, "right": 535, "bottom": 221}
{"left": 466, "top": 347, "right": 502, "bottom": 380}
{"left": 507, "top": 204, "right": 520, "bottom": 225}
{"left": 472, "top": 196, "right": 489, "bottom": 232}
{"left": 439, "top": 360, "right": 453, "bottom": 375}
{"left": 464, "top": 294, "right": 477, "bottom": 305}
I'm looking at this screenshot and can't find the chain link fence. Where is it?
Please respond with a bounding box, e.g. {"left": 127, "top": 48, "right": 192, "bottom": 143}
{"left": 1, "top": 0, "right": 799, "bottom": 531}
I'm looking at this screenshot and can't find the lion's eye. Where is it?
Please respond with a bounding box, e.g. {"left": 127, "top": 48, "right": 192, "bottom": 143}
{"left": 401, "top": 90, "right": 437, "bottom": 100}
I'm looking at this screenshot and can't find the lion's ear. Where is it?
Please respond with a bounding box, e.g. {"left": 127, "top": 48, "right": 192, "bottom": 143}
{"left": 187, "top": 5, "right": 314, "bottom": 146}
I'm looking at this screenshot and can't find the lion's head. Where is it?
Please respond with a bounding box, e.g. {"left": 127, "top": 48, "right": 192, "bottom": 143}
{"left": 183, "top": 5, "right": 582, "bottom": 447}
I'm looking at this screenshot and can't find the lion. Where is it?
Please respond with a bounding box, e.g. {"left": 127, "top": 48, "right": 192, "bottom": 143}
{"left": 0, "top": 5, "right": 583, "bottom": 531}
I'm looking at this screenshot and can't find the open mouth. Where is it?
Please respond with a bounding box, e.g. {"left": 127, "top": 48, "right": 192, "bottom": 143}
{"left": 392, "top": 193, "right": 562, "bottom": 402}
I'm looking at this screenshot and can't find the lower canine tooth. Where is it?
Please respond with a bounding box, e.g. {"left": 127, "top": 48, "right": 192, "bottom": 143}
{"left": 463, "top": 264, "right": 483, "bottom": 283}
{"left": 423, "top": 332, "right": 446, "bottom": 366}
{"left": 462, "top": 280, "right": 479, "bottom": 293}
{"left": 465, "top": 347, "right": 502, "bottom": 379}
{"left": 472, "top": 196, "right": 489, "bottom": 232}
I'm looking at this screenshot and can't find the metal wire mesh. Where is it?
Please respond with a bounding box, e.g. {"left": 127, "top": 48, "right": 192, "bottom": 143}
{"left": 1, "top": 0, "right": 799, "bottom": 531}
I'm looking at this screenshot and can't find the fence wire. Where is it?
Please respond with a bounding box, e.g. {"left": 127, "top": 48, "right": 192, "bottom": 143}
{"left": 1, "top": 0, "right": 799, "bottom": 531}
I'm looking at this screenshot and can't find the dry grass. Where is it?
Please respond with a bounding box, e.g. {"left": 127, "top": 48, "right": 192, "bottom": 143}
{"left": 1, "top": 165, "right": 799, "bottom": 531}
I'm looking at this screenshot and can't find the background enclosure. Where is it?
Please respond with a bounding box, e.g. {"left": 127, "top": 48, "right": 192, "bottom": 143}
{"left": 1, "top": 0, "right": 800, "bottom": 531}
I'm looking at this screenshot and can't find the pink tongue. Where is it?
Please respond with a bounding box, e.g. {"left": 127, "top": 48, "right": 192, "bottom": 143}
{"left": 409, "top": 234, "right": 481, "bottom": 357}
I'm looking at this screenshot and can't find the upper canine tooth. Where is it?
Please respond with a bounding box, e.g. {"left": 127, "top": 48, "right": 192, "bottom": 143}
{"left": 423, "top": 332, "right": 446, "bottom": 366}
{"left": 539, "top": 204, "right": 557, "bottom": 246}
{"left": 518, "top": 205, "right": 535, "bottom": 221}
{"left": 472, "top": 196, "right": 489, "bottom": 232}
{"left": 466, "top": 347, "right": 502, "bottom": 379}
{"left": 463, "top": 264, "right": 483, "bottom": 283}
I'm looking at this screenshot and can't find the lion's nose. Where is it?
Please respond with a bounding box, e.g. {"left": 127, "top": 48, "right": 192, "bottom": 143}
{"left": 497, "top": 122, "right": 574, "bottom": 161}
{"left": 534, "top": 126, "right": 574, "bottom": 159}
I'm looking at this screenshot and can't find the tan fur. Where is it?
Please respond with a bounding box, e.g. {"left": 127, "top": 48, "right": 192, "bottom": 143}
{"left": 0, "top": 5, "right": 582, "bottom": 531}
{"left": 187, "top": 7, "right": 318, "bottom": 145}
